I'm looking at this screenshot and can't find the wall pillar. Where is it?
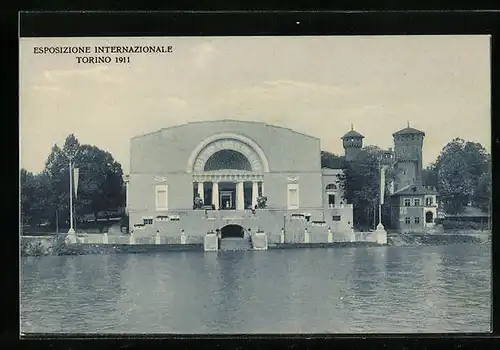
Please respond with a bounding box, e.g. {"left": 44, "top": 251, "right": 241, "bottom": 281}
{"left": 252, "top": 181, "right": 259, "bottom": 209}
{"left": 212, "top": 181, "right": 219, "bottom": 210}
{"left": 197, "top": 182, "right": 204, "bottom": 202}
{"left": 261, "top": 182, "right": 265, "bottom": 196}
{"left": 236, "top": 181, "right": 245, "bottom": 210}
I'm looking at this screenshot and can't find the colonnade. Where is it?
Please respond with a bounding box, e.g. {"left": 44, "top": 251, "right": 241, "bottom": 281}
{"left": 194, "top": 181, "right": 264, "bottom": 210}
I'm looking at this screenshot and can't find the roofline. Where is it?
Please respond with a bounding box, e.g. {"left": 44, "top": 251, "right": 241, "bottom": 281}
{"left": 341, "top": 134, "right": 365, "bottom": 139}
{"left": 392, "top": 129, "right": 426, "bottom": 137}
{"left": 131, "top": 119, "right": 321, "bottom": 141}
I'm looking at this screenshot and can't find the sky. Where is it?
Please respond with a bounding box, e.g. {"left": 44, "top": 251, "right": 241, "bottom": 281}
{"left": 20, "top": 35, "right": 491, "bottom": 174}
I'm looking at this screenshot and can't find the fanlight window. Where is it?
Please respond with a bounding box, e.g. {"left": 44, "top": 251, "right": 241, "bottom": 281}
{"left": 204, "top": 149, "right": 252, "bottom": 171}
{"left": 325, "top": 183, "right": 337, "bottom": 192}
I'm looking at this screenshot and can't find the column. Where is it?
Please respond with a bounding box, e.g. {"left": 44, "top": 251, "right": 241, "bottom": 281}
{"left": 252, "top": 181, "right": 259, "bottom": 209}
{"left": 236, "top": 181, "right": 245, "bottom": 210}
{"left": 197, "top": 182, "right": 204, "bottom": 202}
{"left": 260, "top": 182, "right": 265, "bottom": 196}
{"left": 123, "top": 175, "right": 129, "bottom": 215}
{"left": 212, "top": 181, "right": 219, "bottom": 210}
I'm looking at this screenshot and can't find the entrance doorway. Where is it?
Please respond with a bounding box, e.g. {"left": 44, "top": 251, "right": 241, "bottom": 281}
{"left": 219, "top": 182, "right": 236, "bottom": 210}
{"left": 220, "top": 191, "right": 234, "bottom": 209}
{"left": 425, "top": 211, "right": 434, "bottom": 223}
{"left": 220, "top": 224, "right": 245, "bottom": 239}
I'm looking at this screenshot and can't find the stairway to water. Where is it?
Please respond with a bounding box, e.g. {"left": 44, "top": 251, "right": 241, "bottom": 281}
{"left": 219, "top": 237, "right": 253, "bottom": 251}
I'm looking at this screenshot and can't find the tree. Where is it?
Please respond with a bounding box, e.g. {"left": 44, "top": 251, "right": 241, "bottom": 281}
{"left": 20, "top": 169, "right": 36, "bottom": 225}
{"left": 435, "top": 138, "right": 491, "bottom": 214}
{"left": 422, "top": 163, "right": 438, "bottom": 188}
{"left": 337, "top": 145, "right": 395, "bottom": 229}
{"left": 35, "top": 134, "right": 125, "bottom": 229}
{"left": 321, "top": 151, "right": 345, "bottom": 169}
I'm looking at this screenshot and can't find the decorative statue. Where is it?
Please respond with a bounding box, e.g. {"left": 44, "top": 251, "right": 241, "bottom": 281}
{"left": 193, "top": 195, "right": 204, "bottom": 209}
{"left": 256, "top": 196, "right": 268, "bottom": 209}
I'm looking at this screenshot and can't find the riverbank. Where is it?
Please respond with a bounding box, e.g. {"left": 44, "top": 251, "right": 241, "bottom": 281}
{"left": 20, "top": 230, "right": 490, "bottom": 257}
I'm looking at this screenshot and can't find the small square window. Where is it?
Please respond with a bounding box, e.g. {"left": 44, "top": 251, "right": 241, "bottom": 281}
{"left": 414, "top": 199, "right": 421, "bottom": 206}
{"left": 404, "top": 199, "right": 411, "bottom": 207}
{"left": 414, "top": 217, "right": 420, "bottom": 224}
{"left": 332, "top": 215, "right": 341, "bottom": 221}
{"left": 405, "top": 217, "right": 411, "bottom": 224}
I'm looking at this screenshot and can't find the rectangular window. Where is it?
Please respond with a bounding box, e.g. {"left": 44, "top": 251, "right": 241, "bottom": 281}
{"left": 426, "top": 197, "right": 433, "bottom": 206}
{"left": 404, "top": 198, "right": 411, "bottom": 207}
{"left": 414, "top": 217, "right": 420, "bottom": 224}
{"left": 155, "top": 184, "right": 168, "bottom": 211}
{"left": 287, "top": 183, "right": 299, "bottom": 209}
{"left": 413, "top": 198, "right": 421, "bottom": 206}
{"left": 143, "top": 218, "right": 153, "bottom": 225}
{"left": 328, "top": 194, "right": 335, "bottom": 208}
{"left": 332, "top": 215, "right": 341, "bottom": 221}
{"left": 405, "top": 217, "right": 411, "bottom": 224}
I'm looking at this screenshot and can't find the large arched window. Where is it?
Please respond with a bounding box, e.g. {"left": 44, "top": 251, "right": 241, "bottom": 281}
{"left": 204, "top": 149, "right": 252, "bottom": 171}
{"left": 325, "top": 183, "right": 337, "bottom": 208}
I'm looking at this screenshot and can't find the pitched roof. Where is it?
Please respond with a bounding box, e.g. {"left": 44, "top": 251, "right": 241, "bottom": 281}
{"left": 392, "top": 127, "right": 425, "bottom": 136}
{"left": 392, "top": 184, "right": 438, "bottom": 196}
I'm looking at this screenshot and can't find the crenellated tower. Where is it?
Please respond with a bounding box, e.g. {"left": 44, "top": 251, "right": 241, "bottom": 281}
{"left": 392, "top": 122, "right": 425, "bottom": 192}
{"left": 342, "top": 124, "right": 364, "bottom": 162}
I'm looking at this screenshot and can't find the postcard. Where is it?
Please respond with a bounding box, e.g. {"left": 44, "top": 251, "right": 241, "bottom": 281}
{"left": 20, "top": 34, "right": 491, "bottom": 335}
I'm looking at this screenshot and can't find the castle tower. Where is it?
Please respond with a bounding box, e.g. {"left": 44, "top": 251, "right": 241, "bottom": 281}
{"left": 342, "top": 125, "right": 364, "bottom": 162}
{"left": 392, "top": 122, "right": 425, "bottom": 191}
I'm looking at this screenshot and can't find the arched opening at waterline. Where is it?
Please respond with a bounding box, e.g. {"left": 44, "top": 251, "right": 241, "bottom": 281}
{"left": 220, "top": 224, "right": 245, "bottom": 239}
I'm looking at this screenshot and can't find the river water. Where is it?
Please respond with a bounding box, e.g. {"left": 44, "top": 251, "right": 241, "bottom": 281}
{"left": 21, "top": 243, "right": 491, "bottom": 334}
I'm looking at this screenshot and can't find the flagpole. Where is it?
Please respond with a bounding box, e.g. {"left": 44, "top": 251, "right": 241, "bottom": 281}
{"left": 69, "top": 158, "right": 75, "bottom": 234}
{"left": 377, "top": 157, "right": 384, "bottom": 230}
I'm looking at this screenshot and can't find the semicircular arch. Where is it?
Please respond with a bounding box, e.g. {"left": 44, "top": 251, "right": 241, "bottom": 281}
{"left": 187, "top": 133, "right": 270, "bottom": 173}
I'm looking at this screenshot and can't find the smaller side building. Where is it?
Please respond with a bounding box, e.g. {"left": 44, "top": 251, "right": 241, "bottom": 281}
{"left": 389, "top": 184, "right": 438, "bottom": 233}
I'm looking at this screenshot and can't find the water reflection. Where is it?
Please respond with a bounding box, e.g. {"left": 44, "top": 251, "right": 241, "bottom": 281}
{"left": 21, "top": 244, "right": 491, "bottom": 334}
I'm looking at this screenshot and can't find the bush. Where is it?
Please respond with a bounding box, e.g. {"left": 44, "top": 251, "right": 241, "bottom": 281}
{"left": 438, "top": 219, "right": 489, "bottom": 230}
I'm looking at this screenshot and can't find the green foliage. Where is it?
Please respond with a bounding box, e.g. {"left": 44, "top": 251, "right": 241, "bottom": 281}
{"left": 320, "top": 151, "right": 344, "bottom": 169}
{"left": 422, "top": 163, "right": 438, "bottom": 187}
{"left": 21, "top": 134, "right": 125, "bottom": 229}
{"left": 436, "top": 138, "right": 490, "bottom": 214}
{"left": 337, "top": 145, "right": 395, "bottom": 229}
{"left": 256, "top": 196, "right": 267, "bottom": 209}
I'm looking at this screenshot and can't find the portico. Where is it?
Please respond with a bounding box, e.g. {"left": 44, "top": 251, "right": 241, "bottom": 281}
{"left": 193, "top": 171, "right": 264, "bottom": 210}
{"left": 188, "top": 133, "right": 269, "bottom": 211}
